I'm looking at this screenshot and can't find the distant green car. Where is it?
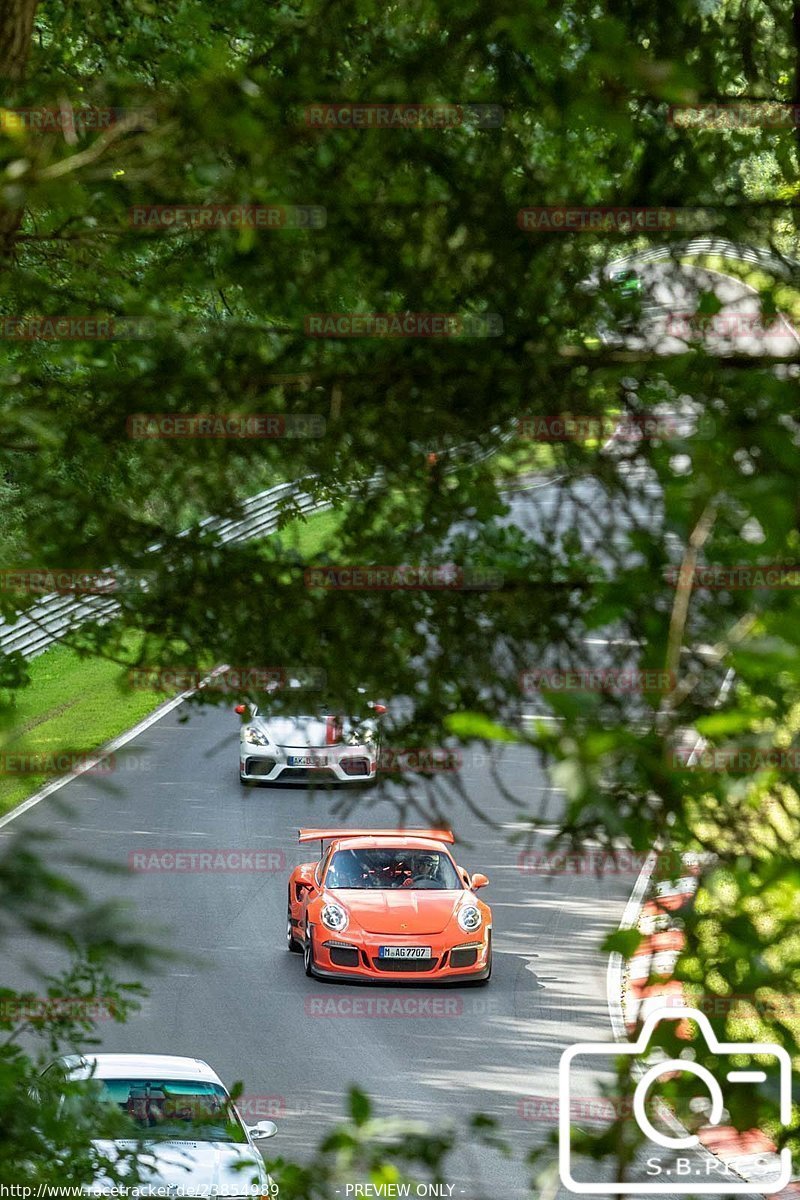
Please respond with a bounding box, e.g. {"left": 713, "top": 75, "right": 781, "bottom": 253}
{"left": 609, "top": 268, "right": 642, "bottom": 297}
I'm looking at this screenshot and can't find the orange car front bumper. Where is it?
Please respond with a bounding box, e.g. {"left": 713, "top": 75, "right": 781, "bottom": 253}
{"left": 307, "top": 922, "right": 492, "bottom": 983}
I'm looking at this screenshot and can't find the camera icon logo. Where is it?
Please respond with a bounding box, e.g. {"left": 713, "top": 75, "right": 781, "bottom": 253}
{"left": 559, "top": 1006, "right": 792, "bottom": 1194}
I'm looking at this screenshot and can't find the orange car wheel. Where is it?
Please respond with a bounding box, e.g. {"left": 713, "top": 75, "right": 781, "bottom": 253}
{"left": 303, "top": 920, "right": 315, "bottom": 977}
{"left": 287, "top": 896, "right": 302, "bottom": 953}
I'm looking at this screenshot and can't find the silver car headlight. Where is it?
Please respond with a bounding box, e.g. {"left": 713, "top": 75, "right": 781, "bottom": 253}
{"left": 321, "top": 902, "right": 349, "bottom": 932}
{"left": 458, "top": 905, "right": 482, "bottom": 932}
{"left": 243, "top": 727, "right": 271, "bottom": 747}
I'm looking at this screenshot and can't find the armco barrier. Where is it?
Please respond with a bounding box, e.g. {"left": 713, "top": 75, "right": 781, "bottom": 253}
{"left": 0, "top": 479, "right": 335, "bottom": 660}
{"left": 607, "top": 237, "right": 800, "bottom": 279}
{"left": 0, "top": 425, "right": 512, "bottom": 663}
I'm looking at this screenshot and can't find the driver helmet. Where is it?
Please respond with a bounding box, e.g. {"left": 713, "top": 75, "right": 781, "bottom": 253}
{"left": 146, "top": 1089, "right": 167, "bottom": 1124}
{"left": 126, "top": 1087, "right": 149, "bottom": 1124}
{"left": 415, "top": 852, "right": 440, "bottom": 879}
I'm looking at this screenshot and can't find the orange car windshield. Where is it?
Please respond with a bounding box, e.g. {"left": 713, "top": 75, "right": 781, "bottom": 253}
{"left": 326, "top": 848, "right": 461, "bottom": 890}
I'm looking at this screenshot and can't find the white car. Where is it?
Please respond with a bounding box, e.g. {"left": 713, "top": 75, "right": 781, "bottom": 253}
{"left": 237, "top": 698, "right": 385, "bottom": 786}
{"left": 43, "top": 1053, "right": 276, "bottom": 1197}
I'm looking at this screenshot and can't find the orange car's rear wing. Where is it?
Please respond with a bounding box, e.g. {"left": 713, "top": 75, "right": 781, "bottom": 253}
{"left": 298, "top": 827, "right": 455, "bottom": 845}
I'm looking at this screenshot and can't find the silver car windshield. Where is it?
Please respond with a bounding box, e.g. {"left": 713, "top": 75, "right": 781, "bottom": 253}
{"left": 92, "top": 1079, "right": 248, "bottom": 1142}
{"left": 326, "top": 848, "right": 461, "bottom": 890}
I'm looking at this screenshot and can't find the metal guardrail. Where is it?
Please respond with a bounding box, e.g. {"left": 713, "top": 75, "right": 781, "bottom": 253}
{"left": 0, "top": 479, "right": 333, "bottom": 660}
{"left": 608, "top": 237, "right": 800, "bottom": 278}
{"left": 0, "top": 432, "right": 509, "bottom": 662}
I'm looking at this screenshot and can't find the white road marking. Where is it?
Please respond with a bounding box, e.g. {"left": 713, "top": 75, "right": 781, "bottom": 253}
{"left": 605, "top": 848, "right": 658, "bottom": 1042}
{"left": 0, "top": 688, "right": 196, "bottom": 831}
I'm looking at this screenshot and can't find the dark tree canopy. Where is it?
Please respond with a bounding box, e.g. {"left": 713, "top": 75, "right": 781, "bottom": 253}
{"left": 1, "top": 0, "right": 800, "bottom": 1189}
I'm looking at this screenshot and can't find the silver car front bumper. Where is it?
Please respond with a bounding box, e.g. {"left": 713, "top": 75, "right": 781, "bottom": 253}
{"left": 239, "top": 745, "right": 377, "bottom": 784}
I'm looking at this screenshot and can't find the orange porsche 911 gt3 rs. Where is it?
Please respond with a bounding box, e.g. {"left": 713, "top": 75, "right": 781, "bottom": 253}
{"left": 287, "top": 828, "right": 492, "bottom": 984}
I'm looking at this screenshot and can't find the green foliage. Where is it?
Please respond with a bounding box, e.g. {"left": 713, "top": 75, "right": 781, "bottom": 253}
{"left": 1, "top": 0, "right": 800, "bottom": 1191}
{"left": 602, "top": 928, "right": 643, "bottom": 958}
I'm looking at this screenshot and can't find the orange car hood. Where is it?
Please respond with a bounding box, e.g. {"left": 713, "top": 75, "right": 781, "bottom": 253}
{"left": 338, "top": 890, "right": 465, "bottom": 935}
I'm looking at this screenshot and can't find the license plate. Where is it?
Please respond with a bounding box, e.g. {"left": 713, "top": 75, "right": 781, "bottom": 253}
{"left": 379, "top": 946, "right": 431, "bottom": 959}
{"left": 287, "top": 755, "right": 327, "bottom": 767}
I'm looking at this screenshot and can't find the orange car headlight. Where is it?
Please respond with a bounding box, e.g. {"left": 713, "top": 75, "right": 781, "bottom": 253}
{"left": 457, "top": 904, "right": 482, "bottom": 932}
{"left": 321, "top": 901, "right": 349, "bottom": 932}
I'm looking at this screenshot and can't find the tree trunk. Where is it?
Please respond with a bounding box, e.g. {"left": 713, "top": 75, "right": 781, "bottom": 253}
{"left": 0, "top": 0, "right": 38, "bottom": 81}
{"left": 0, "top": 0, "right": 39, "bottom": 259}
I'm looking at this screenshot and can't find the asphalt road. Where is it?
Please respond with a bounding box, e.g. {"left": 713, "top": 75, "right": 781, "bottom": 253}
{"left": 2, "top": 700, "right": 641, "bottom": 1199}
{"left": 6, "top": 698, "right": 758, "bottom": 1199}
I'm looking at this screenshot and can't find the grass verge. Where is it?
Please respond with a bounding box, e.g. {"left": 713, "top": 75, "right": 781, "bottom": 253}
{"left": 0, "top": 505, "right": 341, "bottom": 818}
{"left": 0, "top": 634, "right": 172, "bottom": 817}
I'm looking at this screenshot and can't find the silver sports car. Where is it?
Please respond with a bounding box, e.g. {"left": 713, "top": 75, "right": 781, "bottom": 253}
{"left": 42, "top": 1052, "right": 277, "bottom": 1197}
{"left": 237, "top": 693, "right": 385, "bottom": 785}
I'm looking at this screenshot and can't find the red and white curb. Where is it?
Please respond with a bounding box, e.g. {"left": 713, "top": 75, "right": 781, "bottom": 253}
{"left": 609, "top": 850, "right": 796, "bottom": 1194}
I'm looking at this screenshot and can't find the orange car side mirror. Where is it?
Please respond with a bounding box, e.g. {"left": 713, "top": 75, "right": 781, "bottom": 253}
{"left": 295, "top": 864, "right": 316, "bottom": 889}
{"left": 470, "top": 873, "right": 489, "bottom": 890}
